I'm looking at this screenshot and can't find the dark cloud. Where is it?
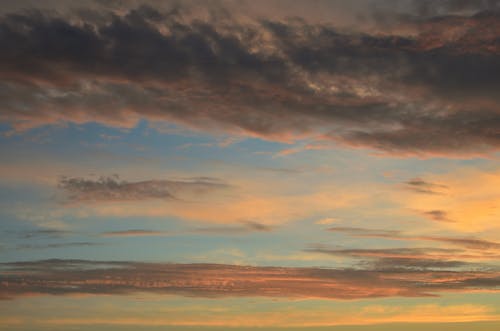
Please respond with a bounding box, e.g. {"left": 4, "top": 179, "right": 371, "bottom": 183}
{"left": 0, "top": 5, "right": 499, "bottom": 156}
{"left": 58, "top": 175, "right": 230, "bottom": 202}
{"left": 1, "top": 259, "right": 499, "bottom": 301}
{"left": 403, "top": 177, "right": 448, "bottom": 194}
{"left": 421, "top": 209, "right": 454, "bottom": 222}
{"left": 412, "top": 0, "right": 500, "bottom": 17}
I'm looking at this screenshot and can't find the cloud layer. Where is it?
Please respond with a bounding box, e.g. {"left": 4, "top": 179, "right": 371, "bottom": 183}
{"left": 1, "top": 259, "right": 499, "bottom": 301}
{"left": 0, "top": 4, "right": 499, "bottom": 156}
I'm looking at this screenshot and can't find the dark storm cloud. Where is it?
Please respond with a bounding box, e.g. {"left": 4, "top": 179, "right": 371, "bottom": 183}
{"left": 0, "top": 5, "right": 499, "bottom": 156}
{"left": 1, "top": 259, "right": 499, "bottom": 301}
{"left": 58, "top": 175, "right": 230, "bottom": 202}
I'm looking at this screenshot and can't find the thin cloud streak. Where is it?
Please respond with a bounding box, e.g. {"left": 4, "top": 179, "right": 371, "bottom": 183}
{"left": 326, "top": 226, "right": 500, "bottom": 250}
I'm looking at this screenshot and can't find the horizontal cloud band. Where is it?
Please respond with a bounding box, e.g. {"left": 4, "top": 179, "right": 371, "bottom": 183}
{"left": 1, "top": 259, "right": 499, "bottom": 300}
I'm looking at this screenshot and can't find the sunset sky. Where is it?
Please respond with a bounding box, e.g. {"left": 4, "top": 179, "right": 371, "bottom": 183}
{"left": 1, "top": 0, "right": 500, "bottom": 330}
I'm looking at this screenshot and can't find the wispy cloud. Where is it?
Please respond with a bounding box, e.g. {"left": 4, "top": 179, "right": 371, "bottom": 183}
{"left": 58, "top": 175, "right": 230, "bottom": 203}
{"left": 326, "top": 226, "right": 500, "bottom": 251}
{"left": 404, "top": 177, "right": 448, "bottom": 195}
{"left": 192, "top": 220, "right": 273, "bottom": 235}
{"left": 421, "top": 209, "right": 454, "bottom": 222}
{"left": 15, "top": 242, "right": 101, "bottom": 250}
{"left": 100, "top": 230, "right": 170, "bottom": 237}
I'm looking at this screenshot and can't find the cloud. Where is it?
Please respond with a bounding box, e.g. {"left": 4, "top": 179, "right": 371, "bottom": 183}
{"left": 192, "top": 220, "right": 273, "bottom": 235}
{"left": 1, "top": 259, "right": 499, "bottom": 301}
{"left": 395, "top": 170, "right": 500, "bottom": 232}
{"left": 58, "top": 175, "right": 230, "bottom": 202}
{"left": 306, "top": 244, "right": 500, "bottom": 270}
{"left": 421, "top": 209, "right": 454, "bottom": 222}
{"left": 0, "top": 5, "right": 499, "bottom": 156}
{"left": 404, "top": 177, "right": 448, "bottom": 195}
{"left": 15, "top": 242, "right": 100, "bottom": 250}
{"left": 16, "top": 229, "right": 72, "bottom": 239}
{"left": 326, "top": 226, "right": 500, "bottom": 251}
{"left": 100, "top": 229, "right": 170, "bottom": 237}
{"left": 99, "top": 221, "right": 272, "bottom": 237}
{"left": 326, "top": 226, "right": 400, "bottom": 237}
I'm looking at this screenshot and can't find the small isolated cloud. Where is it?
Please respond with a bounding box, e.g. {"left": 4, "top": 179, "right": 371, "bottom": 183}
{"left": 404, "top": 178, "right": 448, "bottom": 195}
{"left": 58, "top": 175, "right": 230, "bottom": 203}
{"left": 421, "top": 209, "right": 454, "bottom": 222}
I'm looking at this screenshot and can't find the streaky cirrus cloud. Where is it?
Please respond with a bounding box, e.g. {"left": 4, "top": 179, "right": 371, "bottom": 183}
{"left": 306, "top": 244, "right": 500, "bottom": 270}
{"left": 0, "top": 4, "right": 499, "bottom": 156}
{"left": 326, "top": 226, "right": 500, "bottom": 250}
{"left": 1, "top": 259, "right": 499, "bottom": 301}
{"left": 58, "top": 175, "right": 230, "bottom": 202}
{"left": 192, "top": 220, "right": 273, "bottom": 234}
{"left": 100, "top": 229, "right": 170, "bottom": 237}
{"left": 100, "top": 221, "right": 272, "bottom": 237}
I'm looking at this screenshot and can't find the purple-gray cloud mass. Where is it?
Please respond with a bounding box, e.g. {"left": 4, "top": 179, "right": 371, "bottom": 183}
{"left": 0, "top": 2, "right": 499, "bottom": 156}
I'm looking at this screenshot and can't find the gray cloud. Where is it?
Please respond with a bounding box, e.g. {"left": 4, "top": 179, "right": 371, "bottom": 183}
{"left": 16, "top": 242, "right": 100, "bottom": 250}
{"left": 404, "top": 177, "right": 448, "bottom": 194}
{"left": 100, "top": 229, "right": 170, "bottom": 237}
{"left": 327, "top": 226, "right": 500, "bottom": 251}
{"left": 1, "top": 259, "right": 499, "bottom": 301}
{"left": 421, "top": 209, "right": 454, "bottom": 222}
{"left": 58, "top": 175, "right": 230, "bottom": 202}
{"left": 306, "top": 244, "right": 500, "bottom": 270}
{"left": 0, "top": 5, "right": 499, "bottom": 156}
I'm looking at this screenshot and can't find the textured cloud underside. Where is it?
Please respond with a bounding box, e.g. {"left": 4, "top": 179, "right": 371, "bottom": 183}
{"left": 0, "top": 4, "right": 499, "bottom": 156}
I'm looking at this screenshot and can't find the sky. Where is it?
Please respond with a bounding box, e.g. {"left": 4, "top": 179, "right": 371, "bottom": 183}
{"left": 0, "top": 0, "right": 500, "bottom": 330}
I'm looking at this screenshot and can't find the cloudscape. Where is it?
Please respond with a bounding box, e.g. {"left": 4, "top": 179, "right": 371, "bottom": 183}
{"left": 1, "top": 1, "right": 500, "bottom": 330}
